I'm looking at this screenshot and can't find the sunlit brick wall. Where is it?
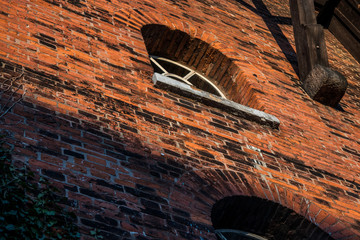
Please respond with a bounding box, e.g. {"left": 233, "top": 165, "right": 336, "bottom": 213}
{"left": 1, "top": 0, "right": 360, "bottom": 239}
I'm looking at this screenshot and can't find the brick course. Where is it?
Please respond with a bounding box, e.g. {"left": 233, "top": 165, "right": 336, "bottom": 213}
{"left": 1, "top": 0, "right": 360, "bottom": 239}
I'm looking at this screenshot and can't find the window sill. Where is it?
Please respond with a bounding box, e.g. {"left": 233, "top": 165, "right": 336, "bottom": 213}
{"left": 152, "top": 73, "right": 280, "bottom": 129}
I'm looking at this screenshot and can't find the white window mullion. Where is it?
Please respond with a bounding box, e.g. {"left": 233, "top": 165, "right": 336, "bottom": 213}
{"left": 183, "top": 71, "right": 196, "bottom": 80}
{"left": 150, "top": 57, "right": 168, "bottom": 74}
{"left": 150, "top": 55, "right": 226, "bottom": 99}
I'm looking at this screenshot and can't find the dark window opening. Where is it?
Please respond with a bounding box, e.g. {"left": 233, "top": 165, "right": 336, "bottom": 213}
{"left": 141, "top": 24, "right": 259, "bottom": 108}
{"left": 141, "top": 24, "right": 281, "bottom": 129}
{"left": 216, "top": 229, "right": 268, "bottom": 240}
{"left": 212, "top": 196, "right": 335, "bottom": 240}
{"left": 150, "top": 55, "right": 226, "bottom": 98}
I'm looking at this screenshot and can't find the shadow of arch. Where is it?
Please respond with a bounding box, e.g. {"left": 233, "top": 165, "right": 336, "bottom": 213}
{"left": 141, "top": 24, "right": 263, "bottom": 110}
{"left": 170, "top": 169, "right": 355, "bottom": 240}
{"left": 212, "top": 195, "right": 334, "bottom": 240}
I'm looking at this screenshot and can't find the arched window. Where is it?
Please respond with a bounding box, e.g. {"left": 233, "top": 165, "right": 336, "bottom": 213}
{"left": 149, "top": 55, "right": 226, "bottom": 98}
{"left": 216, "top": 229, "right": 267, "bottom": 240}
{"left": 141, "top": 24, "right": 281, "bottom": 129}
{"left": 141, "top": 24, "right": 245, "bottom": 104}
{"left": 212, "top": 196, "right": 335, "bottom": 240}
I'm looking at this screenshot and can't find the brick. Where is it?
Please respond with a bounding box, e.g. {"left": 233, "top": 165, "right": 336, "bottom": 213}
{"left": 1, "top": 0, "right": 360, "bottom": 239}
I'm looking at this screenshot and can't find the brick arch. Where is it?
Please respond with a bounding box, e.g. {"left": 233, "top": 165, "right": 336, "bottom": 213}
{"left": 113, "top": 7, "right": 267, "bottom": 110}
{"left": 170, "top": 169, "right": 356, "bottom": 239}
{"left": 212, "top": 195, "right": 334, "bottom": 240}
{"left": 140, "top": 23, "right": 263, "bottom": 109}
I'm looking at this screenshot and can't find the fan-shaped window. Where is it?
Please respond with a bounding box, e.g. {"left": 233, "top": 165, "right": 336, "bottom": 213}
{"left": 141, "top": 24, "right": 281, "bottom": 129}
{"left": 141, "top": 24, "right": 248, "bottom": 105}
{"left": 150, "top": 55, "right": 226, "bottom": 98}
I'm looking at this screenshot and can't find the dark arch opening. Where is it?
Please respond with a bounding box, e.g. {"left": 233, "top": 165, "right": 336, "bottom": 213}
{"left": 211, "top": 196, "right": 335, "bottom": 240}
{"left": 141, "top": 24, "right": 258, "bottom": 108}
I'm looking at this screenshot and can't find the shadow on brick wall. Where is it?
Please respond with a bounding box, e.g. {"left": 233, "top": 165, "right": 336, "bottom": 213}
{"left": 235, "top": 0, "right": 299, "bottom": 78}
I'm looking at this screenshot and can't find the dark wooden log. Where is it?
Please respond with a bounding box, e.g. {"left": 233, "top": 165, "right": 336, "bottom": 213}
{"left": 303, "top": 65, "right": 347, "bottom": 107}
{"left": 305, "top": 24, "right": 329, "bottom": 68}
{"left": 290, "top": 0, "right": 308, "bottom": 80}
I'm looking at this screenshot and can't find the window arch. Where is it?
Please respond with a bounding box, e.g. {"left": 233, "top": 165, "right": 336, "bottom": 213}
{"left": 212, "top": 196, "right": 335, "bottom": 240}
{"left": 141, "top": 24, "right": 280, "bottom": 129}
{"left": 150, "top": 55, "right": 226, "bottom": 98}
{"left": 141, "top": 24, "right": 254, "bottom": 108}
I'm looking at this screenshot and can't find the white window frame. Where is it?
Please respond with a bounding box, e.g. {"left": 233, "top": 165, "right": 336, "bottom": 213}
{"left": 150, "top": 55, "right": 227, "bottom": 99}
{"left": 215, "top": 229, "right": 268, "bottom": 240}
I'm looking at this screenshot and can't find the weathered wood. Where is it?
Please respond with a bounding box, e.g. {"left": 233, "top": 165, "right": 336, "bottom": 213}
{"left": 305, "top": 24, "right": 329, "bottom": 68}
{"left": 290, "top": 0, "right": 347, "bottom": 107}
{"left": 348, "top": 0, "right": 360, "bottom": 9}
{"left": 290, "top": 0, "right": 307, "bottom": 80}
{"left": 315, "top": 0, "right": 360, "bottom": 63}
{"left": 327, "top": 15, "right": 360, "bottom": 63}
{"left": 317, "top": 0, "right": 340, "bottom": 28}
{"left": 290, "top": 0, "right": 329, "bottom": 81}
{"left": 316, "top": 0, "right": 360, "bottom": 11}
{"left": 303, "top": 65, "right": 347, "bottom": 107}
{"left": 331, "top": 0, "right": 360, "bottom": 39}
{"left": 290, "top": 0, "right": 317, "bottom": 25}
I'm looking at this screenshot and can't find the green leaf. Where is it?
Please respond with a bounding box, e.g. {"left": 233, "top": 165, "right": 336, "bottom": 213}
{"left": 45, "top": 210, "right": 56, "bottom": 216}
{"left": 0, "top": 135, "right": 80, "bottom": 239}
{"left": 37, "top": 220, "right": 43, "bottom": 228}
{"left": 7, "top": 210, "right": 17, "bottom": 215}
{"left": 47, "top": 221, "right": 56, "bottom": 227}
{"left": 37, "top": 192, "right": 45, "bottom": 198}
{"left": 5, "top": 224, "right": 15, "bottom": 231}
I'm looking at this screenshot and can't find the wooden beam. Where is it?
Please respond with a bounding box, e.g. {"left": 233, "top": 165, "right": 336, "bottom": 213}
{"left": 327, "top": 15, "right": 360, "bottom": 63}
{"left": 315, "top": 0, "right": 360, "bottom": 63}
{"left": 317, "top": 0, "right": 340, "bottom": 28}
{"left": 290, "top": 0, "right": 329, "bottom": 81}
{"left": 290, "top": 0, "right": 347, "bottom": 107}
{"left": 348, "top": 0, "right": 360, "bottom": 9}
{"left": 305, "top": 24, "right": 329, "bottom": 68}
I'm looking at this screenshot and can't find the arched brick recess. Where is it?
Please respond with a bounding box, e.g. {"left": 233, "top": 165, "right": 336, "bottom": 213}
{"left": 170, "top": 168, "right": 357, "bottom": 240}
{"left": 111, "top": 7, "right": 267, "bottom": 110}
{"left": 212, "top": 195, "right": 335, "bottom": 240}
{"left": 1, "top": 1, "right": 360, "bottom": 240}
{"left": 141, "top": 24, "right": 260, "bottom": 108}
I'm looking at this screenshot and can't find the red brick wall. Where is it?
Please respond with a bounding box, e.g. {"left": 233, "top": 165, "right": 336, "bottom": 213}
{"left": 1, "top": 0, "right": 360, "bottom": 239}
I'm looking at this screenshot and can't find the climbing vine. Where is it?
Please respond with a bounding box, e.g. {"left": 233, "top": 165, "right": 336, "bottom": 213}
{"left": 0, "top": 139, "right": 80, "bottom": 239}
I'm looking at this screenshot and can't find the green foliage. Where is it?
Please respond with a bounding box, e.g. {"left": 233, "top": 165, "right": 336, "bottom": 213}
{"left": 0, "top": 137, "right": 80, "bottom": 240}
{"left": 90, "top": 229, "right": 104, "bottom": 240}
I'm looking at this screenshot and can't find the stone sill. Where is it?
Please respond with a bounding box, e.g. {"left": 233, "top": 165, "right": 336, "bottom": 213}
{"left": 152, "top": 73, "right": 280, "bottom": 129}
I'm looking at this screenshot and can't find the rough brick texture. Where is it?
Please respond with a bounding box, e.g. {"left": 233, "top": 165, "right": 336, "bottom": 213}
{"left": 1, "top": 0, "right": 360, "bottom": 239}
